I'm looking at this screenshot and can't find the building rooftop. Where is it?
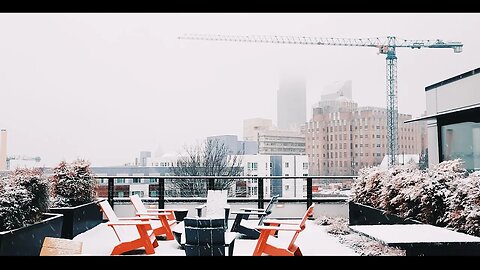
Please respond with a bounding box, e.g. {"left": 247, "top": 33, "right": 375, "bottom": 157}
{"left": 73, "top": 219, "right": 358, "bottom": 256}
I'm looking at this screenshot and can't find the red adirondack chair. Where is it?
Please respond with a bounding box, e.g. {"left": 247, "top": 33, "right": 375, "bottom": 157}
{"left": 252, "top": 203, "right": 315, "bottom": 256}
{"left": 99, "top": 200, "right": 159, "bottom": 255}
{"left": 130, "top": 194, "right": 176, "bottom": 240}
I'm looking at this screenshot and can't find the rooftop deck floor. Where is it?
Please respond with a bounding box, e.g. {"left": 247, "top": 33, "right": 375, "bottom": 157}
{"left": 74, "top": 220, "right": 358, "bottom": 256}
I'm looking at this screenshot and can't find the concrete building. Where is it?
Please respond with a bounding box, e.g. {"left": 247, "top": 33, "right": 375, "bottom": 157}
{"left": 240, "top": 154, "right": 309, "bottom": 198}
{"left": 406, "top": 67, "right": 480, "bottom": 171}
{"left": 306, "top": 83, "right": 426, "bottom": 176}
{"left": 136, "top": 151, "right": 151, "bottom": 167}
{"left": 243, "top": 118, "right": 274, "bottom": 141}
{"left": 207, "top": 135, "right": 258, "bottom": 155}
{"left": 257, "top": 129, "right": 305, "bottom": 156}
{"left": 244, "top": 118, "right": 306, "bottom": 155}
{"left": 277, "top": 75, "right": 306, "bottom": 131}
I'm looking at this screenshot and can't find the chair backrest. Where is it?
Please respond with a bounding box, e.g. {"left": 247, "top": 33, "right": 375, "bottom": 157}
{"left": 130, "top": 194, "right": 148, "bottom": 213}
{"left": 98, "top": 200, "right": 140, "bottom": 243}
{"left": 99, "top": 200, "right": 118, "bottom": 222}
{"left": 288, "top": 203, "right": 315, "bottom": 248}
{"left": 205, "top": 190, "right": 228, "bottom": 218}
{"left": 258, "top": 195, "right": 279, "bottom": 225}
{"left": 184, "top": 217, "right": 227, "bottom": 256}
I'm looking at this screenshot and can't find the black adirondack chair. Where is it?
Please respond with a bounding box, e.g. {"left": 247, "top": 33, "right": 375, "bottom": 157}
{"left": 184, "top": 217, "right": 238, "bottom": 256}
{"left": 230, "top": 195, "right": 279, "bottom": 239}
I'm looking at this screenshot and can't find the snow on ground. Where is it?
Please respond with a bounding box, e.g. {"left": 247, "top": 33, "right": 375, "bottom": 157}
{"left": 350, "top": 224, "right": 480, "bottom": 244}
{"left": 74, "top": 219, "right": 358, "bottom": 256}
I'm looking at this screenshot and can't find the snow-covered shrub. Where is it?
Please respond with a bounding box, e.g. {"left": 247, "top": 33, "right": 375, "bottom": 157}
{"left": 51, "top": 159, "right": 97, "bottom": 207}
{"left": 351, "top": 166, "right": 385, "bottom": 208}
{"left": 352, "top": 159, "right": 480, "bottom": 236}
{"left": 0, "top": 168, "right": 50, "bottom": 231}
{"left": 444, "top": 171, "right": 480, "bottom": 236}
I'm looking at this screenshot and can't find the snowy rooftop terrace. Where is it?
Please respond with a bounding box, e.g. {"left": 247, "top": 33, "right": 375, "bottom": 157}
{"left": 74, "top": 219, "right": 358, "bottom": 256}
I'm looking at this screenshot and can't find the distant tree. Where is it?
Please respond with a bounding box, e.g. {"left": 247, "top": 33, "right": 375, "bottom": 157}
{"left": 419, "top": 148, "right": 429, "bottom": 170}
{"left": 170, "top": 139, "right": 243, "bottom": 197}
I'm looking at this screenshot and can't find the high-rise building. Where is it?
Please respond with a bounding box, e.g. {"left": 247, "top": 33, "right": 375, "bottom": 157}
{"left": 277, "top": 75, "right": 306, "bottom": 131}
{"left": 305, "top": 82, "right": 427, "bottom": 176}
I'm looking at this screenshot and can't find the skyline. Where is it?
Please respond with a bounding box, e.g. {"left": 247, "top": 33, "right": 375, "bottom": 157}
{"left": 0, "top": 13, "right": 479, "bottom": 167}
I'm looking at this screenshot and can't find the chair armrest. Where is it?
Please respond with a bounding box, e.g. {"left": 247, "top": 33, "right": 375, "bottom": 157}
{"left": 135, "top": 212, "right": 169, "bottom": 217}
{"left": 117, "top": 217, "right": 157, "bottom": 221}
{"left": 231, "top": 211, "right": 267, "bottom": 216}
{"left": 263, "top": 219, "right": 300, "bottom": 225}
{"left": 146, "top": 209, "right": 175, "bottom": 213}
{"left": 195, "top": 204, "right": 207, "bottom": 210}
{"left": 240, "top": 207, "right": 265, "bottom": 212}
{"left": 196, "top": 204, "right": 207, "bottom": 217}
{"left": 107, "top": 221, "right": 151, "bottom": 226}
{"left": 256, "top": 225, "right": 301, "bottom": 231}
{"left": 225, "top": 232, "right": 238, "bottom": 245}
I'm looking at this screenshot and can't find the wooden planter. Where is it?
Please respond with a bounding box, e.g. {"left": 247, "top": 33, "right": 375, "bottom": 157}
{"left": 348, "top": 201, "right": 421, "bottom": 226}
{"left": 49, "top": 200, "right": 104, "bottom": 239}
{"left": 0, "top": 213, "right": 63, "bottom": 256}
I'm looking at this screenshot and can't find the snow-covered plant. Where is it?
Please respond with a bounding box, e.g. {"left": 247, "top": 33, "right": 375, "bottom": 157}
{"left": 352, "top": 159, "right": 480, "bottom": 236}
{"left": 351, "top": 166, "right": 385, "bottom": 208}
{"left": 51, "top": 159, "right": 97, "bottom": 207}
{"left": 444, "top": 171, "right": 480, "bottom": 236}
{"left": 0, "top": 168, "right": 50, "bottom": 231}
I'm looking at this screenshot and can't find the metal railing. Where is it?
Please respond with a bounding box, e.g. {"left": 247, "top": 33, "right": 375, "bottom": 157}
{"left": 96, "top": 175, "right": 355, "bottom": 210}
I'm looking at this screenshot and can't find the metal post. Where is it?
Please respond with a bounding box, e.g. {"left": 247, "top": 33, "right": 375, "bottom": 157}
{"left": 108, "top": 178, "right": 114, "bottom": 208}
{"left": 208, "top": 178, "right": 215, "bottom": 190}
{"left": 307, "top": 177, "right": 312, "bottom": 208}
{"left": 158, "top": 178, "right": 165, "bottom": 209}
{"left": 258, "top": 178, "right": 264, "bottom": 209}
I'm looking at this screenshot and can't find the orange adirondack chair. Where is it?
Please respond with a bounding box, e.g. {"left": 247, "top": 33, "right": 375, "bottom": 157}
{"left": 129, "top": 195, "right": 176, "bottom": 240}
{"left": 99, "top": 200, "right": 159, "bottom": 255}
{"left": 252, "top": 203, "right": 315, "bottom": 256}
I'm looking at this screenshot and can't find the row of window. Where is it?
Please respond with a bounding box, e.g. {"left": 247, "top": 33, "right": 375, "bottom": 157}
{"left": 246, "top": 162, "right": 309, "bottom": 171}
{"left": 307, "top": 152, "right": 385, "bottom": 158}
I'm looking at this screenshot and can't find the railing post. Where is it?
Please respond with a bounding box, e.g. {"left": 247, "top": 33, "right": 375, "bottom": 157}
{"left": 258, "top": 178, "right": 264, "bottom": 209}
{"left": 307, "top": 177, "right": 312, "bottom": 208}
{"left": 158, "top": 178, "right": 165, "bottom": 209}
{"left": 108, "top": 177, "right": 114, "bottom": 208}
{"left": 208, "top": 177, "right": 215, "bottom": 190}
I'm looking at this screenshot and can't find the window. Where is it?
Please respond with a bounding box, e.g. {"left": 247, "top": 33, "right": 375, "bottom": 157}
{"left": 303, "top": 162, "right": 308, "bottom": 170}
{"left": 131, "top": 191, "right": 144, "bottom": 197}
{"left": 149, "top": 179, "right": 157, "bottom": 184}
{"left": 284, "top": 162, "right": 289, "bottom": 168}
{"left": 285, "top": 185, "right": 290, "bottom": 191}
{"left": 247, "top": 162, "right": 258, "bottom": 170}
{"left": 149, "top": 191, "right": 158, "bottom": 197}
{"left": 116, "top": 191, "right": 124, "bottom": 197}
{"left": 441, "top": 121, "right": 480, "bottom": 171}
{"left": 115, "top": 178, "right": 125, "bottom": 184}
{"left": 133, "top": 178, "right": 141, "bottom": 184}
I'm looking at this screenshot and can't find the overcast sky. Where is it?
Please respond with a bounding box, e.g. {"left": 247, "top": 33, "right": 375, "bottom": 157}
{"left": 1, "top": 13, "right": 479, "bottom": 166}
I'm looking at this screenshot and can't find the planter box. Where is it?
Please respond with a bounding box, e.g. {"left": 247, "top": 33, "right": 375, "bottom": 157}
{"left": 0, "top": 213, "right": 63, "bottom": 256}
{"left": 49, "top": 200, "right": 104, "bottom": 239}
{"left": 349, "top": 201, "right": 421, "bottom": 226}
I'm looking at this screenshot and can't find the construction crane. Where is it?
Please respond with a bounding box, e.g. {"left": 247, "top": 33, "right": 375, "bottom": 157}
{"left": 6, "top": 155, "right": 41, "bottom": 170}
{"left": 178, "top": 34, "right": 463, "bottom": 167}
